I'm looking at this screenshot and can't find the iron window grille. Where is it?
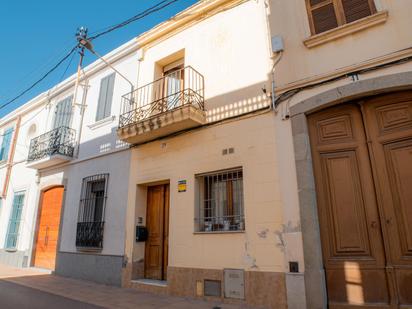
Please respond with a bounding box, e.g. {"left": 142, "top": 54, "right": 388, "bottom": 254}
{"left": 196, "top": 168, "right": 245, "bottom": 232}
{"left": 76, "top": 174, "right": 109, "bottom": 249}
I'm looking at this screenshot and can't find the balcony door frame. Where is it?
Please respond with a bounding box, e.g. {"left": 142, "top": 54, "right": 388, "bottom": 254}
{"left": 162, "top": 59, "right": 185, "bottom": 111}
{"left": 52, "top": 95, "right": 74, "bottom": 130}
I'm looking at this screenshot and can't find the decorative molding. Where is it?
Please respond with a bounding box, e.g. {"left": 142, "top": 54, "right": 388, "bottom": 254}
{"left": 87, "top": 115, "right": 117, "bottom": 130}
{"left": 303, "top": 11, "right": 388, "bottom": 48}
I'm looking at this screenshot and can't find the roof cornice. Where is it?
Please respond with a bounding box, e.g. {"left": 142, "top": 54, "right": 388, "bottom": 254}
{"left": 136, "top": 0, "right": 243, "bottom": 48}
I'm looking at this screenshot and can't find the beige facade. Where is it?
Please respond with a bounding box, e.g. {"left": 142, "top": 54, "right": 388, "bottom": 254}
{"left": 118, "top": 1, "right": 292, "bottom": 307}
{"left": 266, "top": 0, "right": 412, "bottom": 308}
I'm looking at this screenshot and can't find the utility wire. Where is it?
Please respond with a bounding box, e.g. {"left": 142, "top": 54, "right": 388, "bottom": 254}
{"left": 1, "top": 0, "right": 183, "bottom": 119}
{"left": 0, "top": 46, "right": 79, "bottom": 137}
{"left": 89, "top": 0, "right": 181, "bottom": 41}
{"left": 0, "top": 45, "right": 78, "bottom": 112}
{"left": 0, "top": 39, "right": 76, "bottom": 101}
{"left": 58, "top": 48, "right": 76, "bottom": 83}
{"left": 1, "top": 0, "right": 182, "bottom": 113}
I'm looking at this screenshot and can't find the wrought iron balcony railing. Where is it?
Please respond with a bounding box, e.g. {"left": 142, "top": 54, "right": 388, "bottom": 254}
{"left": 27, "top": 126, "right": 76, "bottom": 162}
{"left": 76, "top": 221, "right": 105, "bottom": 249}
{"left": 119, "top": 66, "right": 205, "bottom": 128}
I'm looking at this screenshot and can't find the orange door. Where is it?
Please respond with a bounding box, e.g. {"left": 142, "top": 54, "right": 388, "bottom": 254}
{"left": 33, "top": 187, "right": 64, "bottom": 270}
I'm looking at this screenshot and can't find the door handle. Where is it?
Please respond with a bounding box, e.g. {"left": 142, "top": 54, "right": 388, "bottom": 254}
{"left": 385, "top": 218, "right": 392, "bottom": 225}
{"left": 370, "top": 221, "right": 378, "bottom": 228}
{"left": 45, "top": 226, "right": 49, "bottom": 246}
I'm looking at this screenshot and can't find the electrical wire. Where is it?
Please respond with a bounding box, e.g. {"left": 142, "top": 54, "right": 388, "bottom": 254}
{"left": 0, "top": 39, "right": 76, "bottom": 101}
{"left": 0, "top": 45, "right": 79, "bottom": 112}
{"left": 58, "top": 49, "right": 76, "bottom": 83}
{"left": 1, "top": 0, "right": 183, "bottom": 114}
{"left": 88, "top": 0, "right": 181, "bottom": 41}
{"left": 274, "top": 51, "right": 412, "bottom": 107}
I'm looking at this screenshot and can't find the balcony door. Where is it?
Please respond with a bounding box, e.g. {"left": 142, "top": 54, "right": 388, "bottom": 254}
{"left": 53, "top": 96, "right": 73, "bottom": 129}
{"left": 163, "top": 61, "right": 184, "bottom": 111}
{"left": 51, "top": 96, "right": 73, "bottom": 151}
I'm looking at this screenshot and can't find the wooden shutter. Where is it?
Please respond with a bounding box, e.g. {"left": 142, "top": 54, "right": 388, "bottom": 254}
{"left": 341, "top": 0, "right": 375, "bottom": 23}
{"left": 0, "top": 127, "right": 14, "bottom": 161}
{"left": 96, "top": 73, "right": 115, "bottom": 121}
{"left": 306, "top": 0, "right": 376, "bottom": 35}
{"left": 53, "top": 96, "right": 73, "bottom": 129}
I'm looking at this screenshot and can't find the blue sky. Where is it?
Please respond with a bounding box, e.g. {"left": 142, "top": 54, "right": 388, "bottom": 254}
{"left": 0, "top": 0, "right": 198, "bottom": 117}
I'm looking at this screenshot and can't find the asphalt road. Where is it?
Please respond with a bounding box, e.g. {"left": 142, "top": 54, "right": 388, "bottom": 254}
{"left": 0, "top": 280, "right": 104, "bottom": 309}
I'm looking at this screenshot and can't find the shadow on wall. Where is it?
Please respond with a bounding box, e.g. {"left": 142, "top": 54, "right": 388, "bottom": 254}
{"left": 205, "top": 82, "right": 271, "bottom": 122}
{"left": 78, "top": 126, "right": 129, "bottom": 159}
{"left": 78, "top": 80, "right": 271, "bottom": 158}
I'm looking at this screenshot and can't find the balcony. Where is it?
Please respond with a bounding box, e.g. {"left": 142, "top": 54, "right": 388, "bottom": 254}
{"left": 26, "top": 126, "right": 76, "bottom": 169}
{"left": 117, "top": 66, "right": 206, "bottom": 144}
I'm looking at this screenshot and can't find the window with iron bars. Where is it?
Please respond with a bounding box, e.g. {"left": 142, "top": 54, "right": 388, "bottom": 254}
{"left": 76, "top": 174, "right": 109, "bottom": 249}
{"left": 196, "top": 168, "right": 245, "bottom": 232}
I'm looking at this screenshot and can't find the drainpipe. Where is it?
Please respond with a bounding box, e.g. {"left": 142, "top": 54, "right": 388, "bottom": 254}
{"left": 2, "top": 116, "right": 22, "bottom": 198}
{"left": 270, "top": 50, "right": 283, "bottom": 112}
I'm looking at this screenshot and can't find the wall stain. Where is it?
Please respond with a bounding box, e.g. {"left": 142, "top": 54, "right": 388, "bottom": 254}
{"left": 274, "top": 221, "right": 301, "bottom": 253}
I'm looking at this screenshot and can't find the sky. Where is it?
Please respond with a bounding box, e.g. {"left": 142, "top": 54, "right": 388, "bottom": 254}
{"left": 0, "top": 0, "right": 198, "bottom": 117}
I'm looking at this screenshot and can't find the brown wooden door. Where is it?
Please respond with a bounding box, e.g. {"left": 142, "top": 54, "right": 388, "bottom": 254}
{"left": 33, "top": 186, "right": 64, "bottom": 270}
{"left": 362, "top": 91, "right": 412, "bottom": 306}
{"left": 145, "top": 184, "right": 170, "bottom": 280}
{"left": 308, "top": 91, "right": 412, "bottom": 308}
{"left": 308, "top": 104, "right": 389, "bottom": 308}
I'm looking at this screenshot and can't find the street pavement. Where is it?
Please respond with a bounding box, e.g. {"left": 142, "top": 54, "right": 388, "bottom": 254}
{"left": 0, "top": 280, "right": 103, "bottom": 309}
{"left": 0, "top": 264, "right": 256, "bottom": 309}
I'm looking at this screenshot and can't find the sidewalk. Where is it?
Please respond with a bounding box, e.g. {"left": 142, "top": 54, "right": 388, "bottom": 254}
{"left": 0, "top": 264, "right": 256, "bottom": 309}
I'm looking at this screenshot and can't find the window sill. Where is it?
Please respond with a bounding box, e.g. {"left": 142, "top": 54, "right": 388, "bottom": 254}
{"left": 87, "top": 115, "right": 116, "bottom": 130}
{"left": 303, "top": 10, "right": 389, "bottom": 48}
{"left": 76, "top": 247, "right": 103, "bottom": 253}
{"left": 5, "top": 248, "right": 17, "bottom": 253}
{"left": 194, "top": 230, "right": 245, "bottom": 235}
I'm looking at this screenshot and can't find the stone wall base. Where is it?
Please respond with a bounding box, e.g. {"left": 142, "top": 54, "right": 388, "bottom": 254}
{"left": 127, "top": 266, "right": 287, "bottom": 309}
{"left": 55, "top": 251, "right": 124, "bottom": 286}
{"left": 0, "top": 249, "right": 27, "bottom": 268}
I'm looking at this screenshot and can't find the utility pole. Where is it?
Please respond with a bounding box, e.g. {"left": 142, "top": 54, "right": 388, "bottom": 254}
{"left": 73, "top": 27, "right": 90, "bottom": 157}
{"left": 72, "top": 26, "right": 135, "bottom": 157}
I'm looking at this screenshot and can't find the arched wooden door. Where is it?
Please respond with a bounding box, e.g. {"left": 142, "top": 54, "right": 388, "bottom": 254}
{"left": 308, "top": 91, "right": 412, "bottom": 308}
{"left": 33, "top": 186, "right": 64, "bottom": 270}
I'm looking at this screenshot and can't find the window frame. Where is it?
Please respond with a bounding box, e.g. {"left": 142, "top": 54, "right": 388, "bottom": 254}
{"left": 195, "top": 167, "right": 245, "bottom": 233}
{"left": 96, "top": 73, "right": 116, "bottom": 122}
{"left": 0, "top": 127, "right": 14, "bottom": 162}
{"left": 305, "top": 0, "right": 377, "bottom": 35}
{"left": 5, "top": 191, "right": 25, "bottom": 250}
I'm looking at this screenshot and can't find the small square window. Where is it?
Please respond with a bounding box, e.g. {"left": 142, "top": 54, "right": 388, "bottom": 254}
{"left": 195, "top": 168, "right": 245, "bottom": 232}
